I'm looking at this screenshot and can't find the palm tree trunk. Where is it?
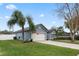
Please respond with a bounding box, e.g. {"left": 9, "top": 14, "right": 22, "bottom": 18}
{"left": 22, "top": 26, "right": 24, "bottom": 41}
{"left": 30, "top": 31, "right": 33, "bottom": 42}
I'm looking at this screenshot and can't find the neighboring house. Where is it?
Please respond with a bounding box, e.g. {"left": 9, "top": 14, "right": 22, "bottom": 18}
{"left": 48, "top": 28, "right": 70, "bottom": 39}
{"left": 76, "top": 31, "right": 79, "bottom": 36}
{"left": 57, "top": 32, "right": 70, "bottom": 38}
{"left": 15, "top": 24, "right": 49, "bottom": 41}
{"left": 48, "top": 29, "right": 56, "bottom": 39}
{"left": 0, "top": 31, "right": 15, "bottom": 40}
{"left": 63, "top": 32, "right": 70, "bottom": 36}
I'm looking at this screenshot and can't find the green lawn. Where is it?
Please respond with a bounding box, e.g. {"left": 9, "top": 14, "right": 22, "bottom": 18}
{"left": 0, "top": 40, "right": 79, "bottom": 56}
{"left": 53, "top": 40, "right": 79, "bottom": 44}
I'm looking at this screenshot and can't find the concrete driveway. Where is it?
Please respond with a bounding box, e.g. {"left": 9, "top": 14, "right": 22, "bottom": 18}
{"left": 35, "top": 40, "right": 79, "bottom": 50}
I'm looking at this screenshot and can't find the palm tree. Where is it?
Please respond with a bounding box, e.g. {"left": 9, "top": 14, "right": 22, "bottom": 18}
{"left": 7, "top": 10, "right": 26, "bottom": 41}
{"left": 7, "top": 18, "right": 16, "bottom": 31}
{"left": 26, "top": 16, "right": 35, "bottom": 42}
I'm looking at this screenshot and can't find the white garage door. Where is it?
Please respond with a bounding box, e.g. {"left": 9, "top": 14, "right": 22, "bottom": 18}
{"left": 32, "top": 33, "right": 46, "bottom": 41}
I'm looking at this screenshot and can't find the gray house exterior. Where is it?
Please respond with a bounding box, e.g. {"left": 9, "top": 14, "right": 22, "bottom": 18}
{"left": 48, "top": 29, "right": 56, "bottom": 40}
{"left": 15, "top": 24, "right": 48, "bottom": 41}
{"left": 16, "top": 32, "right": 31, "bottom": 41}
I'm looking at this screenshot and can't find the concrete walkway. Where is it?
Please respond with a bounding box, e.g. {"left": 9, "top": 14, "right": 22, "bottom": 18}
{"left": 35, "top": 40, "right": 79, "bottom": 50}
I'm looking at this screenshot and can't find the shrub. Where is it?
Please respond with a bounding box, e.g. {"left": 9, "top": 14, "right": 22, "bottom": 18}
{"left": 75, "top": 35, "right": 79, "bottom": 40}
{"left": 13, "top": 36, "right": 17, "bottom": 40}
{"left": 30, "top": 39, "right": 33, "bottom": 42}
{"left": 53, "top": 36, "right": 71, "bottom": 40}
{"left": 53, "top": 35, "right": 79, "bottom": 40}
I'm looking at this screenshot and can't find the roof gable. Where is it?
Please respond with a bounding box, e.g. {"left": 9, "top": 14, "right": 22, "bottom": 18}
{"left": 36, "top": 24, "right": 48, "bottom": 32}
{"left": 15, "top": 24, "right": 48, "bottom": 33}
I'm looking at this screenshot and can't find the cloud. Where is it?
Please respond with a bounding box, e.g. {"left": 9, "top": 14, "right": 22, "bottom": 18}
{"left": 0, "top": 16, "right": 3, "bottom": 19}
{"left": 5, "top": 16, "right": 10, "bottom": 19}
{"left": 0, "top": 16, "right": 10, "bottom": 20}
{"left": 5, "top": 4, "right": 17, "bottom": 10}
{"left": 39, "top": 14, "right": 45, "bottom": 17}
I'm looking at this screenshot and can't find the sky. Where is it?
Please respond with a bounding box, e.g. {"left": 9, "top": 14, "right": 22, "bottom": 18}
{"left": 0, "top": 3, "right": 69, "bottom": 32}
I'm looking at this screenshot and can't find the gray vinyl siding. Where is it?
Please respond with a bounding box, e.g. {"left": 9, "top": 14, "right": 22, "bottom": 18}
{"left": 16, "top": 33, "right": 22, "bottom": 40}
{"left": 35, "top": 26, "right": 47, "bottom": 39}
{"left": 16, "top": 32, "right": 31, "bottom": 41}
{"left": 16, "top": 24, "right": 48, "bottom": 41}
{"left": 24, "top": 32, "right": 31, "bottom": 41}
{"left": 47, "top": 33, "right": 56, "bottom": 39}
{"left": 36, "top": 27, "right": 47, "bottom": 33}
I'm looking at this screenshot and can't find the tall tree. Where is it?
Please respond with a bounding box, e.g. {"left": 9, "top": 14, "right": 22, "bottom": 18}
{"left": 26, "top": 16, "right": 35, "bottom": 42}
{"left": 56, "top": 3, "right": 79, "bottom": 42}
{"left": 57, "top": 26, "right": 64, "bottom": 36}
{"left": 7, "top": 10, "right": 26, "bottom": 41}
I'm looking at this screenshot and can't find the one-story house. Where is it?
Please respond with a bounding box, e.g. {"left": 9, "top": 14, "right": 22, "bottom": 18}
{"left": 15, "top": 24, "right": 49, "bottom": 41}
{"left": 48, "top": 28, "right": 71, "bottom": 39}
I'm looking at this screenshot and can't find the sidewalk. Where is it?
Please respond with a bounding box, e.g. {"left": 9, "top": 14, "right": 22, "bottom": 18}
{"left": 35, "top": 40, "right": 79, "bottom": 50}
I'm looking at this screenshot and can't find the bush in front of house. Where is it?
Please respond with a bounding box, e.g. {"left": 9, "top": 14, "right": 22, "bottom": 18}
{"left": 53, "top": 36, "right": 71, "bottom": 40}
{"left": 75, "top": 35, "right": 79, "bottom": 40}
{"left": 30, "top": 39, "right": 33, "bottom": 42}
{"left": 13, "top": 36, "right": 17, "bottom": 40}
{"left": 53, "top": 35, "right": 79, "bottom": 40}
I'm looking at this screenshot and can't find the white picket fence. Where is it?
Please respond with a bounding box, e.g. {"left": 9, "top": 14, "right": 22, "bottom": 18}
{"left": 0, "top": 34, "right": 15, "bottom": 40}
